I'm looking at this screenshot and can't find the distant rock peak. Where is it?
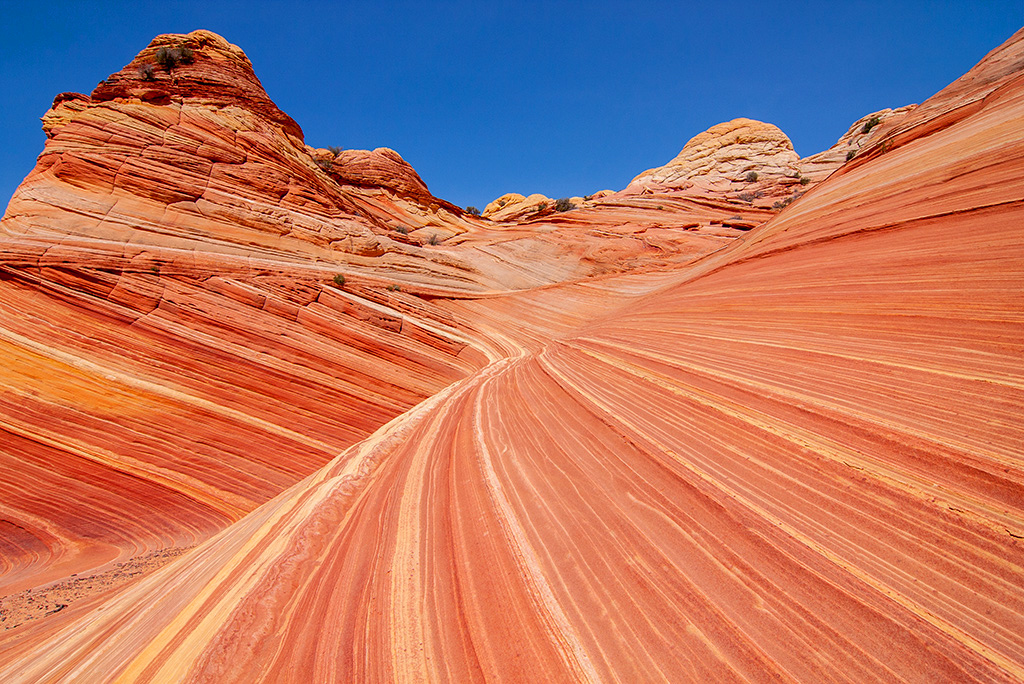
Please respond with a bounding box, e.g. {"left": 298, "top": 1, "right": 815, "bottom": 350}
{"left": 323, "top": 147, "right": 432, "bottom": 199}
{"left": 484, "top": 109, "right": 922, "bottom": 214}
{"left": 89, "top": 30, "right": 303, "bottom": 140}
{"left": 630, "top": 118, "right": 801, "bottom": 190}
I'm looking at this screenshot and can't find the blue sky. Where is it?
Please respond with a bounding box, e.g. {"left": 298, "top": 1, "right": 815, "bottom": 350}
{"left": 0, "top": 1, "right": 1020, "bottom": 209}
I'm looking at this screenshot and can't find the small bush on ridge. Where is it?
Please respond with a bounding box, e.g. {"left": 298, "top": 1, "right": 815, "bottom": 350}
{"left": 155, "top": 46, "right": 194, "bottom": 70}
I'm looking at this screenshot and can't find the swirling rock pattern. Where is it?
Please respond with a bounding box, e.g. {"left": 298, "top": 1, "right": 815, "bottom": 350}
{"left": 0, "top": 26, "right": 1022, "bottom": 683}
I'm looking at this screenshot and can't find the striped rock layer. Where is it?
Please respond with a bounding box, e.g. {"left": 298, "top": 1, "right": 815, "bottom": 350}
{"left": 0, "top": 27, "right": 1022, "bottom": 683}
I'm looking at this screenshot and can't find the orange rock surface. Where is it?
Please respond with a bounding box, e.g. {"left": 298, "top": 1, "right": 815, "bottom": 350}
{"left": 1, "top": 26, "right": 1023, "bottom": 683}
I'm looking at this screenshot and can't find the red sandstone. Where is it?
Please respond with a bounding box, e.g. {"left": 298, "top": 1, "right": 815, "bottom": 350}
{"left": 0, "top": 27, "right": 1022, "bottom": 683}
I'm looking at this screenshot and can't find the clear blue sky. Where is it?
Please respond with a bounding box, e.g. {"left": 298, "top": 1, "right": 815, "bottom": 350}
{"left": 1, "top": 1, "right": 1020, "bottom": 209}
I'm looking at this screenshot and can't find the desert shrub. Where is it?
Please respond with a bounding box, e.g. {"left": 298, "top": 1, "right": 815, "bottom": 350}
{"left": 155, "top": 48, "right": 178, "bottom": 70}
{"left": 326, "top": 146, "right": 342, "bottom": 157}
{"left": 536, "top": 202, "right": 548, "bottom": 212}
{"left": 861, "top": 116, "right": 881, "bottom": 134}
{"left": 393, "top": 225, "right": 409, "bottom": 235}
{"left": 387, "top": 284, "right": 401, "bottom": 292}
{"left": 154, "top": 46, "right": 194, "bottom": 70}
{"left": 154, "top": 45, "right": 192, "bottom": 70}
{"left": 584, "top": 195, "right": 594, "bottom": 201}
{"left": 428, "top": 234, "right": 439, "bottom": 245}
{"left": 315, "top": 157, "right": 333, "bottom": 171}
{"left": 465, "top": 206, "right": 481, "bottom": 215}
{"left": 554, "top": 197, "right": 576, "bottom": 212}
{"left": 745, "top": 171, "right": 759, "bottom": 182}
{"left": 773, "top": 191, "right": 803, "bottom": 210}
{"left": 137, "top": 64, "right": 156, "bottom": 81}
{"left": 154, "top": 48, "right": 173, "bottom": 69}
{"left": 737, "top": 190, "right": 763, "bottom": 203}
{"left": 799, "top": 176, "right": 811, "bottom": 185}
{"left": 498, "top": 199, "right": 507, "bottom": 207}
{"left": 333, "top": 274, "right": 346, "bottom": 287}
{"left": 846, "top": 149, "right": 856, "bottom": 161}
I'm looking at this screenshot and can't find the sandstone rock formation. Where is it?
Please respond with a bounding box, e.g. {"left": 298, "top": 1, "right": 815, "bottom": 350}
{"left": 482, "top": 190, "right": 616, "bottom": 221}
{"left": 7, "top": 30, "right": 500, "bottom": 289}
{"left": 619, "top": 115, "right": 855, "bottom": 209}
{"left": 482, "top": 191, "right": 551, "bottom": 219}
{"left": 630, "top": 117, "right": 801, "bottom": 189}
{"left": 1, "top": 25, "right": 1023, "bottom": 684}
{"left": 325, "top": 147, "right": 431, "bottom": 199}
{"left": 797, "top": 105, "right": 917, "bottom": 181}
{"left": 0, "top": 30, "right": 499, "bottom": 601}
{"left": 0, "top": 28, "right": 760, "bottom": 608}
{"left": 484, "top": 112, "right": 875, "bottom": 221}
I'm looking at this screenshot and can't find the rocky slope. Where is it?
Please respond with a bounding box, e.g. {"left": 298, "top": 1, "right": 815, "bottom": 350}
{"left": 1, "top": 25, "right": 1023, "bottom": 683}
